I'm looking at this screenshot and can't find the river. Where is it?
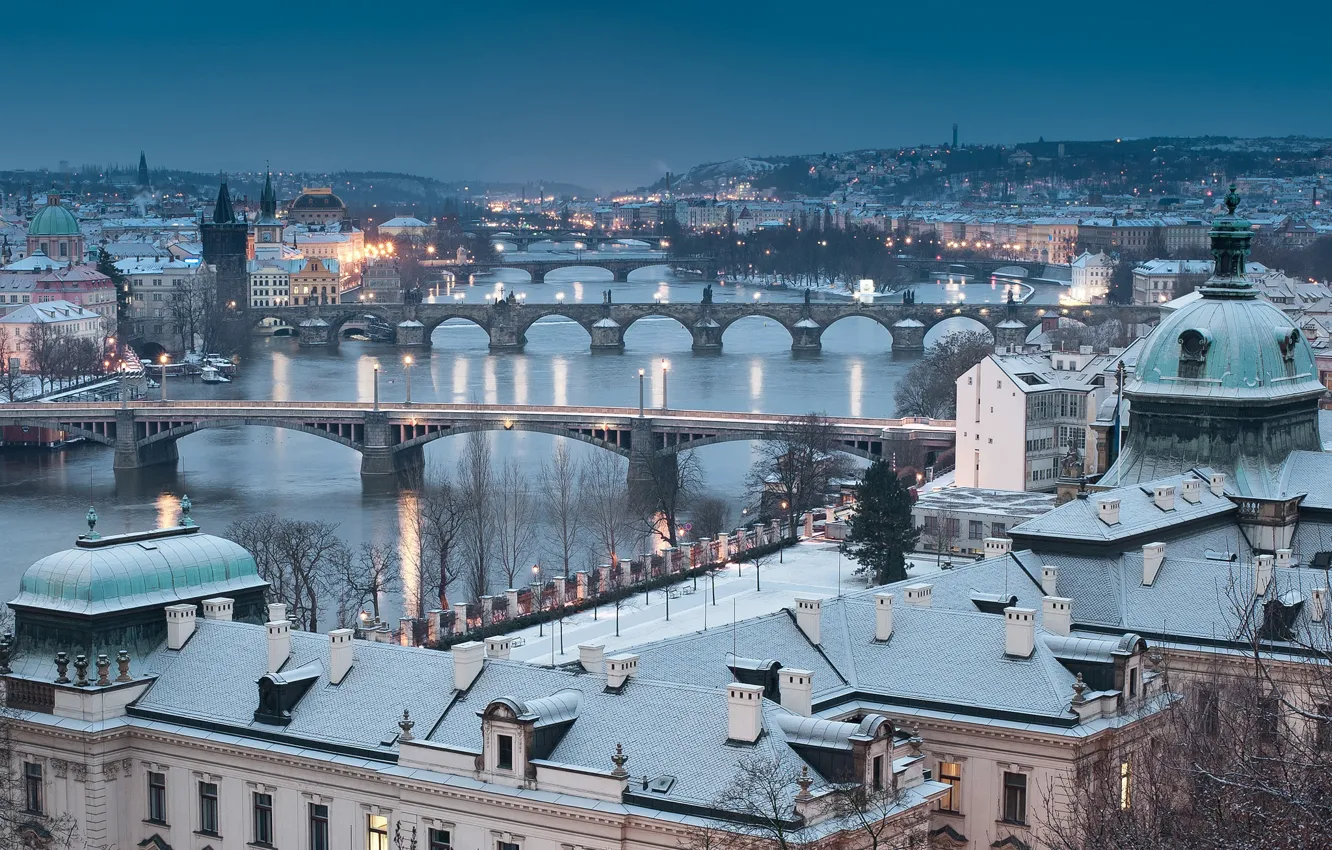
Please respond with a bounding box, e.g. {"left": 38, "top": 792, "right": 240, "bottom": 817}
{"left": 0, "top": 268, "right": 1066, "bottom": 618}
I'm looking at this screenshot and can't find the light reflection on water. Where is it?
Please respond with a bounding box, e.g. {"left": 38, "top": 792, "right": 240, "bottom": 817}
{"left": 1, "top": 270, "right": 1068, "bottom": 620}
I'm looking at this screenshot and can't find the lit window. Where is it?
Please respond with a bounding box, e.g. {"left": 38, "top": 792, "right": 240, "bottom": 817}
{"left": 937, "top": 762, "right": 961, "bottom": 812}
{"left": 368, "top": 814, "right": 390, "bottom": 850}
{"left": 1119, "top": 759, "right": 1131, "bottom": 809}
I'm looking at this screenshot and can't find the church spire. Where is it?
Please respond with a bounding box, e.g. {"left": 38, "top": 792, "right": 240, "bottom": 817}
{"left": 260, "top": 168, "right": 277, "bottom": 221}
{"left": 212, "top": 177, "right": 236, "bottom": 224}
{"left": 137, "top": 151, "right": 149, "bottom": 188}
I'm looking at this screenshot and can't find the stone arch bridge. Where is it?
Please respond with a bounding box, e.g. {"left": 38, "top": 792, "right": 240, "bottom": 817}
{"left": 260, "top": 299, "right": 1161, "bottom": 353}
{"left": 427, "top": 252, "right": 705, "bottom": 284}
{"left": 0, "top": 401, "right": 955, "bottom": 480}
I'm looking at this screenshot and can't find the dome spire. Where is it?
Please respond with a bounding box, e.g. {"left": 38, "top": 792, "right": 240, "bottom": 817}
{"left": 1201, "top": 183, "right": 1254, "bottom": 298}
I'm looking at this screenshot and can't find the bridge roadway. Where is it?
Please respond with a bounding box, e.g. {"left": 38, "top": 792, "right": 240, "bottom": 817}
{"left": 0, "top": 400, "right": 955, "bottom": 479}
{"left": 264, "top": 296, "right": 1161, "bottom": 353}
{"left": 424, "top": 251, "right": 709, "bottom": 284}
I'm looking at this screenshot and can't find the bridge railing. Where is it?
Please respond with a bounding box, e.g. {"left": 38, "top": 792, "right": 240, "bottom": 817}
{"left": 0, "top": 400, "right": 955, "bottom": 430}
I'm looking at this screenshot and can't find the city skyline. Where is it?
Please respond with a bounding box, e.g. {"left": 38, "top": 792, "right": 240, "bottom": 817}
{"left": 7, "top": 1, "right": 1332, "bottom": 190}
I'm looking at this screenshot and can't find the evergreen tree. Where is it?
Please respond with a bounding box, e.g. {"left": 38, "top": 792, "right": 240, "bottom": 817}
{"left": 842, "top": 461, "right": 918, "bottom": 585}
{"left": 97, "top": 247, "right": 130, "bottom": 337}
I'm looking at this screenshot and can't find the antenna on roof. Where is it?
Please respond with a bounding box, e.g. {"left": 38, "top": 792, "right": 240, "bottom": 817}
{"left": 732, "top": 599, "right": 737, "bottom": 660}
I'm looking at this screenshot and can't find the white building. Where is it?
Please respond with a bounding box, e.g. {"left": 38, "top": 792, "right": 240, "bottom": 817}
{"left": 115, "top": 257, "right": 217, "bottom": 346}
{"left": 1131, "top": 259, "right": 1212, "bottom": 304}
{"left": 1068, "top": 250, "right": 1114, "bottom": 303}
{"left": 0, "top": 300, "right": 105, "bottom": 369}
{"left": 956, "top": 347, "right": 1131, "bottom": 492}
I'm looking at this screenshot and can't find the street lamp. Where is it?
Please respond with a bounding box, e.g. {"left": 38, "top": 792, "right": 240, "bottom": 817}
{"left": 638, "top": 369, "right": 645, "bottom": 417}
{"left": 780, "top": 501, "right": 789, "bottom": 563}
{"left": 532, "top": 565, "right": 543, "bottom": 637}
{"left": 373, "top": 366, "right": 380, "bottom": 411}
{"left": 158, "top": 354, "right": 169, "bottom": 401}
{"left": 660, "top": 359, "right": 669, "bottom": 410}
{"left": 403, "top": 355, "right": 413, "bottom": 405}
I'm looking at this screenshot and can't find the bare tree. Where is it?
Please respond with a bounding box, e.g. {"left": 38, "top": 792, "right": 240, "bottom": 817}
{"left": 418, "top": 470, "right": 465, "bottom": 611}
{"left": 0, "top": 328, "right": 25, "bottom": 401}
{"left": 22, "top": 323, "right": 63, "bottom": 393}
{"left": 634, "top": 449, "right": 704, "bottom": 548}
{"left": 690, "top": 495, "right": 731, "bottom": 542}
{"left": 706, "top": 755, "right": 809, "bottom": 850}
{"left": 227, "top": 516, "right": 349, "bottom": 632}
{"left": 581, "top": 451, "right": 633, "bottom": 567}
{"left": 921, "top": 506, "right": 957, "bottom": 568}
{"left": 746, "top": 412, "right": 852, "bottom": 534}
{"left": 826, "top": 780, "right": 930, "bottom": 850}
{"left": 457, "top": 430, "right": 495, "bottom": 600}
{"left": 539, "top": 442, "right": 584, "bottom": 577}
{"left": 337, "top": 541, "right": 401, "bottom": 625}
{"left": 0, "top": 710, "right": 80, "bottom": 847}
{"left": 495, "top": 459, "right": 538, "bottom": 590}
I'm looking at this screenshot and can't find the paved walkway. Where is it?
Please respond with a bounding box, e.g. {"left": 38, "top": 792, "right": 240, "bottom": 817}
{"left": 507, "top": 540, "right": 947, "bottom": 665}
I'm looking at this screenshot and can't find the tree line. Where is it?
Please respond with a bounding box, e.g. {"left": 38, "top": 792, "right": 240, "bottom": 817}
{"left": 0, "top": 324, "right": 109, "bottom": 399}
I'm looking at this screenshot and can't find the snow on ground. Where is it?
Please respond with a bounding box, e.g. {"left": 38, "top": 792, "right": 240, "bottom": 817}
{"left": 506, "top": 539, "right": 948, "bottom": 666}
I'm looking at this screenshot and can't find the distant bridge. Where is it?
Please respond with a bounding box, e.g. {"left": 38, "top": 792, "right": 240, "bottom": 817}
{"left": 255, "top": 296, "right": 1161, "bottom": 353}
{"left": 425, "top": 251, "right": 709, "bottom": 283}
{"left": 0, "top": 400, "right": 955, "bottom": 479}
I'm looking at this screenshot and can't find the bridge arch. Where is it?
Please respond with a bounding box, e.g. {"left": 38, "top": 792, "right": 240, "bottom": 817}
{"left": 10, "top": 420, "right": 115, "bottom": 447}
{"left": 136, "top": 419, "right": 362, "bottom": 452}
{"left": 324, "top": 309, "right": 400, "bottom": 343}
{"left": 821, "top": 313, "right": 897, "bottom": 350}
{"left": 424, "top": 315, "right": 490, "bottom": 349}
{"left": 392, "top": 421, "right": 633, "bottom": 459}
{"left": 922, "top": 313, "right": 997, "bottom": 345}
{"left": 621, "top": 311, "right": 693, "bottom": 337}
{"left": 538, "top": 265, "right": 616, "bottom": 283}
{"left": 517, "top": 312, "right": 596, "bottom": 343}
{"left": 654, "top": 432, "right": 885, "bottom": 463}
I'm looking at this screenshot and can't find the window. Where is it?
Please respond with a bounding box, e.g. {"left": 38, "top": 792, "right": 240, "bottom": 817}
{"left": 937, "top": 762, "right": 961, "bottom": 812}
{"left": 147, "top": 771, "right": 167, "bottom": 824}
{"left": 498, "top": 842, "right": 521, "bottom": 850}
{"left": 199, "top": 781, "right": 219, "bottom": 835}
{"left": 1002, "top": 771, "right": 1027, "bottom": 824}
{"left": 1119, "top": 758, "right": 1132, "bottom": 809}
{"left": 968, "top": 520, "right": 983, "bottom": 540}
{"left": 309, "top": 803, "right": 330, "bottom": 850}
{"left": 872, "top": 755, "right": 884, "bottom": 790}
{"left": 368, "top": 814, "right": 390, "bottom": 850}
{"left": 23, "top": 762, "right": 42, "bottom": 814}
{"left": 497, "top": 734, "right": 514, "bottom": 770}
{"left": 429, "top": 828, "right": 452, "bottom": 850}
{"left": 991, "top": 523, "right": 1006, "bottom": 537}
{"left": 253, "top": 792, "right": 274, "bottom": 845}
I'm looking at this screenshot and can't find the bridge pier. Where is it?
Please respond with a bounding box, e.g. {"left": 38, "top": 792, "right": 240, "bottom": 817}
{"left": 790, "top": 318, "right": 823, "bottom": 353}
{"left": 487, "top": 325, "right": 527, "bottom": 352}
{"left": 690, "top": 318, "right": 723, "bottom": 353}
{"left": 396, "top": 321, "right": 425, "bottom": 346}
{"left": 995, "top": 319, "right": 1028, "bottom": 351}
{"left": 590, "top": 318, "right": 626, "bottom": 352}
{"left": 359, "top": 412, "right": 427, "bottom": 477}
{"left": 627, "top": 417, "right": 675, "bottom": 502}
{"left": 890, "top": 319, "right": 925, "bottom": 353}
{"left": 298, "top": 318, "right": 331, "bottom": 347}
{"left": 613, "top": 268, "right": 632, "bottom": 283}
{"left": 113, "top": 411, "right": 179, "bottom": 470}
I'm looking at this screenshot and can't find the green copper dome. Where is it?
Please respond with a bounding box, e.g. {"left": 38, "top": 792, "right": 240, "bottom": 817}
{"left": 10, "top": 526, "right": 266, "bottom": 616}
{"left": 28, "top": 200, "right": 80, "bottom": 237}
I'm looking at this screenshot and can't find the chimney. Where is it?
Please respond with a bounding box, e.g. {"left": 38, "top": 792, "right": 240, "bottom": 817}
{"left": 1097, "top": 498, "right": 1120, "bottom": 525}
{"left": 1313, "top": 587, "right": 1327, "bottom": 623}
{"left": 1255, "top": 554, "right": 1274, "bottom": 597}
{"left": 1042, "top": 596, "right": 1072, "bottom": 637}
{"left": 794, "top": 597, "right": 822, "bottom": 645}
{"left": 984, "top": 537, "right": 1012, "bottom": 558}
{"left": 485, "top": 636, "right": 512, "bottom": 660}
{"left": 164, "top": 603, "right": 196, "bottom": 650}
{"left": 452, "top": 641, "right": 485, "bottom": 691}
{"left": 1153, "top": 484, "right": 1176, "bottom": 511}
{"left": 1004, "top": 607, "right": 1036, "bottom": 658}
{"left": 1180, "top": 478, "right": 1202, "bottom": 504}
{"left": 578, "top": 643, "right": 605, "bottom": 674}
{"left": 201, "top": 597, "right": 234, "bottom": 621}
{"left": 268, "top": 602, "right": 287, "bottom": 622}
{"left": 726, "top": 683, "right": 765, "bottom": 743}
{"left": 779, "top": 669, "right": 813, "bottom": 717}
{"left": 1041, "top": 565, "right": 1059, "bottom": 597}
{"left": 904, "top": 583, "right": 933, "bottom": 607}
{"left": 874, "top": 593, "right": 894, "bottom": 641}
{"left": 605, "top": 654, "right": 639, "bottom": 689}
{"left": 1142, "top": 542, "right": 1165, "bottom": 586}
{"left": 1209, "top": 472, "right": 1227, "bottom": 496}
{"left": 329, "top": 628, "right": 353, "bottom": 685}
{"left": 266, "top": 617, "right": 291, "bottom": 675}
{"left": 1275, "top": 548, "right": 1294, "bottom": 569}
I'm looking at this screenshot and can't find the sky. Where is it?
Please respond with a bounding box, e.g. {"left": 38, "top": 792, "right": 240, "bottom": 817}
{"left": 4, "top": 1, "right": 1331, "bottom": 192}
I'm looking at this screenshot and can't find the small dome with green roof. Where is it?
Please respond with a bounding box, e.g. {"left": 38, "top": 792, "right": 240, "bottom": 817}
{"left": 28, "top": 198, "right": 80, "bottom": 237}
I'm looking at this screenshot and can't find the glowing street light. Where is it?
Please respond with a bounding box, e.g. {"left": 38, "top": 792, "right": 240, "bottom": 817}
{"left": 158, "top": 354, "right": 169, "bottom": 401}
{"left": 403, "top": 355, "right": 414, "bottom": 405}
{"left": 660, "top": 359, "right": 669, "bottom": 411}
{"left": 638, "top": 368, "right": 645, "bottom": 417}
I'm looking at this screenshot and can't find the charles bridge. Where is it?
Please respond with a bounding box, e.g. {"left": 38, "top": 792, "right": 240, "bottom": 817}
{"left": 258, "top": 292, "right": 1161, "bottom": 353}
{"left": 0, "top": 400, "right": 956, "bottom": 480}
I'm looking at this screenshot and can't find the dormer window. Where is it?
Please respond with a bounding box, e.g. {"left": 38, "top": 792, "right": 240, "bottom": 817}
{"left": 497, "top": 734, "right": 514, "bottom": 771}
{"left": 1178, "top": 328, "right": 1211, "bottom": 379}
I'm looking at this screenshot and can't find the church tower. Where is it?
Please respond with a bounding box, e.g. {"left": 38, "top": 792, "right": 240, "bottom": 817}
{"left": 253, "top": 169, "right": 285, "bottom": 260}
{"left": 137, "top": 151, "right": 149, "bottom": 189}
{"left": 201, "top": 178, "right": 249, "bottom": 311}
